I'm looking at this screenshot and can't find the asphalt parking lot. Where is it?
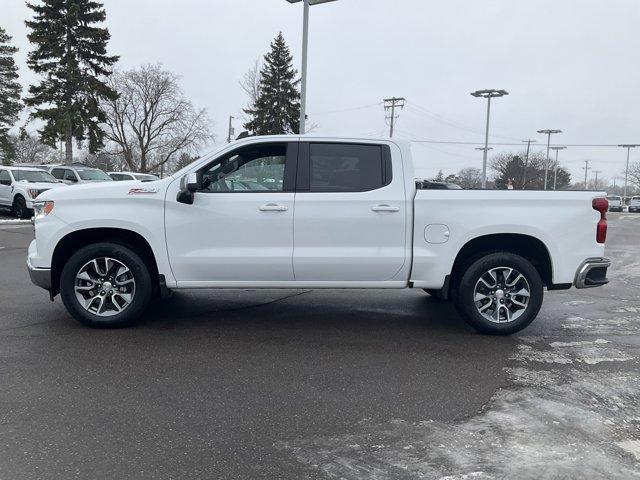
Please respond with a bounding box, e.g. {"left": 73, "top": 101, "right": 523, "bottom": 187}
{"left": 0, "top": 214, "right": 639, "bottom": 479}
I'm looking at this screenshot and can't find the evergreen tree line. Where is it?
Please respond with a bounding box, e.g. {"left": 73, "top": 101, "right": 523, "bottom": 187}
{"left": 0, "top": 2, "right": 302, "bottom": 172}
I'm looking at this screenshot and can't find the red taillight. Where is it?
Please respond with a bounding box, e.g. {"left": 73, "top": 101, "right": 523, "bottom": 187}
{"left": 592, "top": 197, "right": 608, "bottom": 244}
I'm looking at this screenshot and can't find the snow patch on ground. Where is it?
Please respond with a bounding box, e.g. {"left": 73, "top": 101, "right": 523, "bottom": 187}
{"left": 0, "top": 219, "right": 30, "bottom": 224}
{"left": 562, "top": 316, "right": 639, "bottom": 336}
{"left": 515, "top": 342, "right": 633, "bottom": 365}
{"left": 613, "top": 306, "right": 640, "bottom": 313}
{"left": 278, "top": 317, "right": 640, "bottom": 479}
{"left": 618, "top": 440, "right": 640, "bottom": 461}
{"left": 565, "top": 300, "right": 595, "bottom": 306}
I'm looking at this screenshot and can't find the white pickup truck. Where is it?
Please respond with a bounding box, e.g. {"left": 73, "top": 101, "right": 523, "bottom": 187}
{"left": 27, "top": 136, "right": 611, "bottom": 334}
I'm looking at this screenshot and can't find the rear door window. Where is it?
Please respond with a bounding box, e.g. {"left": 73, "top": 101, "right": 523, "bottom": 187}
{"left": 301, "top": 143, "right": 391, "bottom": 192}
{"left": 64, "top": 170, "right": 78, "bottom": 182}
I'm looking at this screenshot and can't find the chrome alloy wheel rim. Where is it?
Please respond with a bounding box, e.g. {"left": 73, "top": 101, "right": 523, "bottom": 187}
{"left": 74, "top": 257, "right": 136, "bottom": 317}
{"left": 473, "top": 266, "right": 531, "bottom": 324}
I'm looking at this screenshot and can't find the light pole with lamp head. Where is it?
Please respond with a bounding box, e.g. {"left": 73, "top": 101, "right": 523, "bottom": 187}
{"left": 471, "top": 89, "right": 508, "bottom": 189}
{"left": 285, "top": 0, "right": 338, "bottom": 135}
{"left": 549, "top": 146, "right": 567, "bottom": 190}
{"left": 537, "top": 129, "right": 562, "bottom": 190}
{"left": 618, "top": 144, "right": 640, "bottom": 202}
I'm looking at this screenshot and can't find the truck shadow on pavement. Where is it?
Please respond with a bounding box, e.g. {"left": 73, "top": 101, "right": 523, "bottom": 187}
{"left": 140, "top": 289, "right": 476, "bottom": 338}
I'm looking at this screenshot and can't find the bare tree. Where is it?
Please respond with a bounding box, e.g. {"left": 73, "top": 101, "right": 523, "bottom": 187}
{"left": 457, "top": 167, "right": 482, "bottom": 189}
{"left": 628, "top": 161, "right": 640, "bottom": 191}
{"left": 102, "top": 64, "right": 213, "bottom": 173}
{"left": 240, "top": 59, "right": 261, "bottom": 108}
{"left": 10, "top": 128, "right": 57, "bottom": 165}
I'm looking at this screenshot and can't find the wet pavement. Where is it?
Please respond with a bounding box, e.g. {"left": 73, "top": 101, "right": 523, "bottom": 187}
{"left": 0, "top": 213, "right": 638, "bottom": 479}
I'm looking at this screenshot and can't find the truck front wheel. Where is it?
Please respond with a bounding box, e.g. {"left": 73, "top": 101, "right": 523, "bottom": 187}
{"left": 60, "top": 242, "right": 153, "bottom": 328}
{"left": 453, "top": 252, "right": 543, "bottom": 335}
{"left": 12, "top": 196, "right": 29, "bottom": 219}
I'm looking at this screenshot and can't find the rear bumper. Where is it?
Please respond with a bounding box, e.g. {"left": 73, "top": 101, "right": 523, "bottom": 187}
{"left": 27, "top": 256, "right": 51, "bottom": 291}
{"left": 574, "top": 257, "right": 611, "bottom": 289}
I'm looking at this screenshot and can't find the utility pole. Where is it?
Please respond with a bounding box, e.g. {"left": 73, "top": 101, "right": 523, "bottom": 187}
{"left": 550, "top": 146, "right": 567, "bottom": 190}
{"left": 521, "top": 139, "right": 536, "bottom": 189}
{"left": 383, "top": 97, "right": 405, "bottom": 138}
{"left": 618, "top": 144, "right": 639, "bottom": 201}
{"left": 593, "top": 170, "right": 602, "bottom": 190}
{"left": 537, "top": 129, "right": 562, "bottom": 190}
{"left": 471, "top": 89, "right": 509, "bottom": 189}
{"left": 227, "top": 116, "right": 235, "bottom": 143}
{"left": 582, "top": 160, "right": 591, "bottom": 187}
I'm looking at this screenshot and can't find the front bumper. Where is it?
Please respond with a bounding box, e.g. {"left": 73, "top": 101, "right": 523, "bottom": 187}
{"left": 574, "top": 257, "right": 611, "bottom": 289}
{"left": 629, "top": 207, "right": 640, "bottom": 213}
{"left": 27, "top": 256, "right": 51, "bottom": 291}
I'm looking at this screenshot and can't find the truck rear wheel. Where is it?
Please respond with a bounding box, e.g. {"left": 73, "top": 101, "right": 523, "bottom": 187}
{"left": 60, "top": 242, "right": 153, "bottom": 328}
{"left": 453, "top": 252, "right": 543, "bottom": 335}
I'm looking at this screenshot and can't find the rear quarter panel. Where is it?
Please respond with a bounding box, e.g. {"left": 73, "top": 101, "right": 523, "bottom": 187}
{"left": 411, "top": 190, "right": 606, "bottom": 288}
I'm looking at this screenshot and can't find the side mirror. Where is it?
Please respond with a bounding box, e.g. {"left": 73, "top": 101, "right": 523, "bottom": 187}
{"left": 177, "top": 172, "right": 200, "bottom": 205}
{"left": 185, "top": 172, "right": 201, "bottom": 192}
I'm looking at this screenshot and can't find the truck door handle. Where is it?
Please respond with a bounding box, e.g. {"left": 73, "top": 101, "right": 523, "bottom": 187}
{"left": 371, "top": 204, "right": 400, "bottom": 212}
{"left": 259, "top": 204, "right": 288, "bottom": 212}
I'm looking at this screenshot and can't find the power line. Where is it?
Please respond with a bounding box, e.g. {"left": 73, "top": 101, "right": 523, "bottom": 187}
{"left": 406, "top": 139, "right": 628, "bottom": 147}
{"left": 405, "top": 102, "right": 522, "bottom": 142}
{"left": 308, "top": 102, "right": 382, "bottom": 116}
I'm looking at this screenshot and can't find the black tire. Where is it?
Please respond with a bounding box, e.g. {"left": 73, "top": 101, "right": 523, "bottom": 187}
{"left": 12, "top": 196, "right": 29, "bottom": 219}
{"left": 453, "top": 252, "right": 543, "bottom": 335}
{"left": 60, "top": 242, "right": 153, "bottom": 328}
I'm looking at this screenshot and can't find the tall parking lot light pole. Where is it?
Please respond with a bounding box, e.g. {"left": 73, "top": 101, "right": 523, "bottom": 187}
{"left": 471, "top": 89, "right": 508, "bottom": 189}
{"left": 549, "top": 146, "right": 567, "bottom": 190}
{"left": 618, "top": 144, "right": 640, "bottom": 201}
{"left": 285, "top": 0, "right": 338, "bottom": 135}
{"left": 537, "top": 129, "right": 562, "bottom": 190}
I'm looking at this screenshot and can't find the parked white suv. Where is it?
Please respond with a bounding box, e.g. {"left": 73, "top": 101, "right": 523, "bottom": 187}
{"left": 629, "top": 196, "right": 640, "bottom": 213}
{"left": 48, "top": 165, "right": 113, "bottom": 185}
{"left": 0, "top": 166, "right": 66, "bottom": 219}
{"left": 606, "top": 195, "right": 623, "bottom": 212}
{"left": 27, "top": 136, "right": 611, "bottom": 335}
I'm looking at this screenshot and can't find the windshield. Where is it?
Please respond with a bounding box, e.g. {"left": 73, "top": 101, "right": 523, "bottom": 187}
{"left": 76, "top": 168, "right": 113, "bottom": 181}
{"left": 133, "top": 174, "right": 159, "bottom": 182}
{"left": 12, "top": 169, "right": 58, "bottom": 183}
{"left": 607, "top": 196, "right": 621, "bottom": 201}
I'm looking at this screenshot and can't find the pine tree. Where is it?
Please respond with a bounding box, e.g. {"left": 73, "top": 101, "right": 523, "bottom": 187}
{"left": 25, "top": 0, "right": 119, "bottom": 164}
{"left": 0, "top": 27, "right": 22, "bottom": 163}
{"left": 244, "top": 32, "right": 300, "bottom": 135}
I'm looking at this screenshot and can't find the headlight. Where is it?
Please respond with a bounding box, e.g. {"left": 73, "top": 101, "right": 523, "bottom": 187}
{"left": 33, "top": 201, "right": 54, "bottom": 218}
{"left": 28, "top": 189, "right": 40, "bottom": 199}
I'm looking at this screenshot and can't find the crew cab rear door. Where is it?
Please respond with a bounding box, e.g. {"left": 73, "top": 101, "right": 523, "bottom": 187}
{"left": 293, "top": 141, "right": 407, "bottom": 281}
{"left": 165, "top": 141, "right": 298, "bottom": 284}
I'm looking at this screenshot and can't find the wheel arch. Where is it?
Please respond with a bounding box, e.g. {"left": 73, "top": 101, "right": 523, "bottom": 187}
{"left": 449, "top": 233, "right": 555, "bottom": 293}
{"left": 51, "top": 227, "right": 160, "bottom": 298}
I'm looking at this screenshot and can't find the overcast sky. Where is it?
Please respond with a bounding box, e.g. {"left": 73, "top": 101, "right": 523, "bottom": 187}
{"left": 3, "top": 0, "right": 640, "bottom": 181}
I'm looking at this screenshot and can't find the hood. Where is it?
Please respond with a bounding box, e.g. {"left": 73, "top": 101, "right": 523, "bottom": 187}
{"left": 17, "top": 181, "right": 66, "bottom": 191}
{"left": 37, "top": 177, "right": 170, "bottom": 202}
